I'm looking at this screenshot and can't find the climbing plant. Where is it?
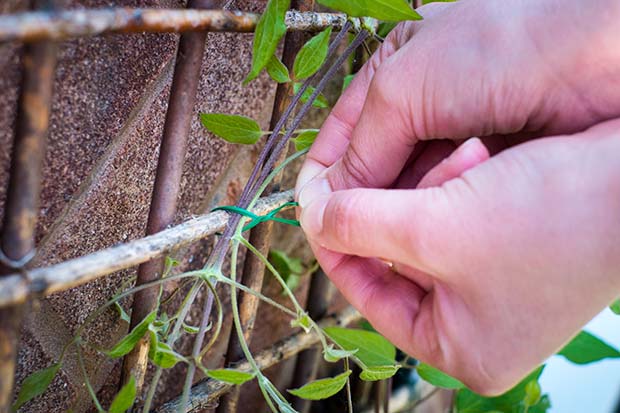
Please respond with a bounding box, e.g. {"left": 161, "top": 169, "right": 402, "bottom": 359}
{"left": 11, "top": 0, "right": 620, "bottom": 412}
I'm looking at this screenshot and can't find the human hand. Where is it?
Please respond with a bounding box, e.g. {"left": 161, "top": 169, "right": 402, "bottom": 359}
{"left": 295, "top": 0, "right": 620, "bottom": 395}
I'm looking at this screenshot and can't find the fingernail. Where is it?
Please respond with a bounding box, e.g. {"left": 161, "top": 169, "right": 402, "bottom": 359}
{"left": 298, "top": 177, "right": 332, "bottom": 209}
{"left": 300, "top": 195, "right": 329, "bottom": 237}
{"left": 459, "top": 137, "right": 482, "bottom": 156}
{"left": 295, "top": 161, "right": 326, "bottom": 199}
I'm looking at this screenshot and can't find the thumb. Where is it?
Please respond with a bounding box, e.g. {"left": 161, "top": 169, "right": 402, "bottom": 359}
{"left": 299, "top": 184, "right": 456, "bottom": 274}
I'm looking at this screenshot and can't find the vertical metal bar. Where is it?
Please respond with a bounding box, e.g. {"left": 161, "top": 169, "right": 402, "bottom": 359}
{"left": 290, "top": 270, "right": 333, "bottom": 413}
{"left": 121, "top": 0, "right": 218, "bottom": 397}
{"left": 216, "top": 1, "right": 314, "bottom": 411}
{"left": 0, "top": 2, "right": 57, "bottom": 411}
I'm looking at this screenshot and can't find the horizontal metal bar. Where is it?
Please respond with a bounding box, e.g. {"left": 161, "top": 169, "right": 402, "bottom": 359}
{"left": 0, "top": 9, "right": 347, "bottom": 42}
{"left": 154, "top": 306, "right": 362, "bottom": 413}
{"left": 0, "top": 190, "right": 294, "bottom": 308}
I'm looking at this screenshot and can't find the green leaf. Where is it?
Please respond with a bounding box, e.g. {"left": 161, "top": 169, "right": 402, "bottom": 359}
{"left": 12, "top": 363, "right": 61, "bottom": 411}
{"left": 294, "top": 83, "right": 329, "bottom": 108}
{"left": 323, "top": 344, "right": 357, "bottom": 363}
{"left": 360, "top": 365, "right": 399, "bottom": 381}
{"left": 558, "top": 330, "right": 620, "bottom": 364}
{"left": 182, "top": 323, "right": 201, "bottom": 334}
{"left": 164, "top": 256, "right": 180, "bottom": 268}
{"left": 287, "top": 370, "right": 351, "bottom": 400}
{"left": 293, "top": 130, "right": 319, "bottom": 151}
{"left": 149, "top": 339, "right": 185, "bottom": 369}
{"left": 293, "top": 27, "right": 333, "bottom": 80}
{"left": 291, "top": 313, "right": 312, "bottom": 333}
{"left": 610, "top": 298, "right": 620, "bottom": 315}
{"left": 114, "top": 302, "right": 131, "bottom": 324}
{"left": 417, "top": 363, "right": 465, "bottom": 389}
{"left": 200, "top": 113, "right": 263, "bottom": 145}
{"left": 109, "top": 376, "right": 137, "bottom": 413}
{"left": 207, "top": 369, "right": 256, "bottom": 385}
{"left": 342, "top": 74, "right": 355, "bottom": 92}
{"left": 266, "top": 55, "right": 292, "bottom": 83}
{"left": 523, "top": 380, "right": 542, "bottom": 407}
{"left": 377, "top": 22, "right": 397, "bottom": 38}
{"left": 245, "top": 0, "right": 291, "bottom": 83}
{"left": 106, "top": 310, "right": 156, "bottom": 358}
{"left": 455, "top": 366, "right": 547, "bottom": 413}
{"left": 323, "top": 327, "right": 396, "bottom": 367}
{"left": 316, "top": 0, "right": 421, "bottom": 22}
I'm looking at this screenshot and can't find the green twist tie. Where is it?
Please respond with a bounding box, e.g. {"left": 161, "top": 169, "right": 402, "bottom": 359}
{"left": 212, "top": 202, "right": 300, "bottom": 232}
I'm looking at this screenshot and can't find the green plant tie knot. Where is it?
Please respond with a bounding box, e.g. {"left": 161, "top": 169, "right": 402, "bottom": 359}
{"left": 212, "top": 202, "right": 300, "bottom": 232}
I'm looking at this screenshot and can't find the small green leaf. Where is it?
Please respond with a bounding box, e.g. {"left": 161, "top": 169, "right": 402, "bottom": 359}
{"left": 106, "top": 310, "right": 156, "bottom": 358}
{"left": 164, "top": 256, "right": 180, "bottom": 268}
{"left": 149, "top": 340, "right": 185, "bottom": 369}
{"left": 422, "top": 0, "right": 457, "bottom": 4}
{"left": 207, "top": 369, "right": 256, "bottom": 385}
{"left": 293, "top": 130, "right": 319, "bottom": 151}
{"left": 12, "top": 363, "right": 61, "bottom": 411}
{"left": 316, "top": 0, "right": 421, "bottom": 22}
{"left": 294, "top": 83, "right": 329, "bottom": 109}
{"left": 523, "top": 380, "right": 542, "bottom": 407}
{"left": 610, "top": 298, "right": 620, "bottom": 315}
{"left": 360, "top": 365, "right": 399, "bottom": 381}
{"left": 109, "top": 376, "right": 137, "bottom": 413}
{"left": 200, "top": 113, "right": 263, "bottom": 145}
{"left": 266, "top": 55, "right": 292, "bottom": 83}
{"left": 114, "top": 302, "right": 131, "bottom": 324}
{"left": 293, "top": 27, "right": 333, "bottom": 80}
{"left": 417, "top": 363, "right": 465, "bottom": 389}
{"left": 245, "top": 0, "right": 291, "bottom": 83}
{"left": 287, "top": 370, "right": 351, "bottom": 400}
{"left": 342, "top": 74, "right": 355, "bottom": 92}
{"left": 377, "top": 22, "right": 397, "bottom": 38}
{"left": 558, "top": 330, "right": 620, "bottom": 364}
{"left": 182, "top": 323, "right": 201, "bottom": 334}
{"left": 323, "top": 344, "right": 358, "bottom": 363}
{"left": 291, "top": 313, "right": 312, "bottom": 333}
{"left": 324, "top": 327, "right": 396, "bottom": 367}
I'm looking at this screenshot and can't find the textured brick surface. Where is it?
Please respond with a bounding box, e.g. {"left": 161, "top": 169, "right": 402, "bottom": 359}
{"left": 1, "top": 0, "right": 350, "bottom": 410}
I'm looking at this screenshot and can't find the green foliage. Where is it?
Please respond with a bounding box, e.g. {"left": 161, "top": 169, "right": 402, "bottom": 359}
{"left": 323, "top": 327, "right": 396, "bottom": 367}
{"left": 109, "top": 376, "right": 137, "bottom": 413}
{"left": 417, "top": 363, "right": 465, "bottom": 389}
{"left": 316, "top": 0, "right": 422, "bottom": 22}
{"left": 455, "top": 366, "right": 549, "bottom": 413}
{"left": 207, "top": 369, "right": 256, "bottom": 385}
{"left": 523, "top": 380, "right": 542, "bottom": 408}
{"left": 610, "top": 298, "right": 620, "bottom": 315}
{"left": 292, "top": 130, "right": 319, "bottom": 151}
{"left": 148, "top": 333, "right": 185, "bottom": 369}
{"left": 359, "top": 365, "right": 399, "bottom": 381}
{"left": 287, "top": 370, "right": 351, "bottom": 400}
{"left": 266, "top": 55, "right": 292, "bottom": 83}
{"left": 558, "top": 330, "right": 620, "bottom": 364}
{"left": 11, "top": 363, "right": 61, "bottom": 411}
{"left": 106, "top": 310, "right": 156, "bottom": 358}
{"left": 291, "top": 312, "right": 312, "bottom": 333}
{"left": 293, "top": 27, "right": 333, "bottom": 80}
{"left": 182, "top": 323, "right": 201, "bottom": 334}
{"left": 200, "top": 113, "right": 263, "bottom": 145}
{"left": 342, "top": 74, "right": 355, "bottom": 92}
{"left": 114, "top": 302, "right": 131, "bottom": 324}
{"left": 268, "top": 249, "right": 305, "bottom": 293}
{"left": 323, "top": 344, "right": 358, "bottom": 362}
{"left": 294, "top": 83, "right": 330, "bottom": 108}
{"left": 245, "top": 0, "right": 291, "bottom": 83}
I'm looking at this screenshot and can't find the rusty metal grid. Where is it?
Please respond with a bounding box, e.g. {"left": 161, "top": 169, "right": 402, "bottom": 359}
{"left": 0, "top": 2, "right": 354, "bottom": 413}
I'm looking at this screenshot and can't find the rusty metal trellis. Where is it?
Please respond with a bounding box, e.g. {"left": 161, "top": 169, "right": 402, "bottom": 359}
{"left": 0, "top": 4, "right": 359, "bottom": 413}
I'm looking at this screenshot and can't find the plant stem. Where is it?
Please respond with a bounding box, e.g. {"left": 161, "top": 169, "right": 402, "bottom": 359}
{"left": 77, "top": 343, "right": 105, "bottom": 412}
{"left": 344, "top": 358, "right": 353, "bottom": 413}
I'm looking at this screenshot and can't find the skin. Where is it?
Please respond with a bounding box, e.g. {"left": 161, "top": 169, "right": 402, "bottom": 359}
{"left": 294, "top": 0, "right": 620, "bottom": 395}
